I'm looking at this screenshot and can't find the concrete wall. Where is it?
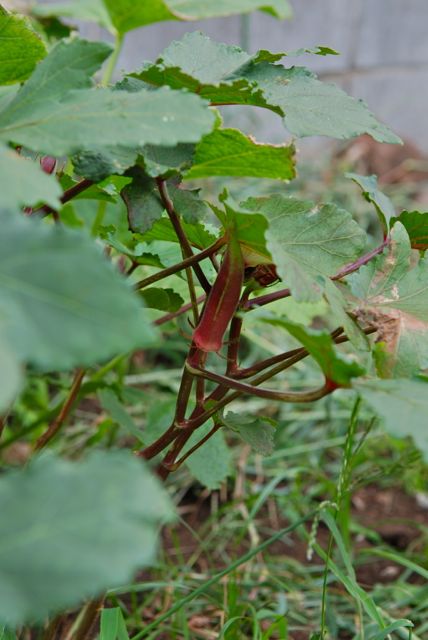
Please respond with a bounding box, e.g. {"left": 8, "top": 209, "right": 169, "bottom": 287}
{"left": 24, "top": 0, "right": 428, "bottom": 151}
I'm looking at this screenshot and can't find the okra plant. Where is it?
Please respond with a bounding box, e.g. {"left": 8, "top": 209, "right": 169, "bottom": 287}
{"left": 0, "top": 0, "right": 427, "bottom": 636}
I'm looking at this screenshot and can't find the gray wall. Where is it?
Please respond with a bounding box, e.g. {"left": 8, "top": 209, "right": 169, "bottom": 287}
{"left": 34, "top": 0, "right": 428, "bottom": 151}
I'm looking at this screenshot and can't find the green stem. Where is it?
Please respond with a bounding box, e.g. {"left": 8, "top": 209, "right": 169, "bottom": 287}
{"left": 135, "top": 239, "right": 224, "bottom": 290}
{"left": 91, "top": 200, "right": 107, "bottom": 237}
{"left": 101, "top": 33, "right": 124, "bottom": 86}
{"left": 156, "top": 179, "right": 211, "bottom": 293}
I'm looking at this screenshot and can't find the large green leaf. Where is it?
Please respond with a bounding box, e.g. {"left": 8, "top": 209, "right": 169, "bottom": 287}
{"left": 0, "top": 451, "right": 173, "bottom": 626}
{"left": 391, "top": 210, "right": 428, "bottom": 251}
{"left": 136, "top": 32, "right": 400, "bottom": 144}
{"left": 0, "top": 144, "right": 62, "bottom": 210}
{"left": 223, "top": 412, "right": 276, "bottom": 456}
{"left": 0, "top": 334, "right": 21, "bottom": 413}
{"left": 165, "top": 0, "right": 291, "bottom": 20}
{"left": 36, "top": 0, "right": 290, "bottom": 35}
{"left": 348, "top": 223, "right": 428, "bottom": 377}
{"left": 0, "top": 211, "right": 157, "bottom": 371}
{"left": 0, "top": 86, "right": 214, "bottom": 157}
{"left": 0, "top": 38, "right": 112, "bottom": 117}
{"left": 263, "top": 318, "right": 365, "bottom": 386}
{"left": 347, "top": 173, "right": 395, "bottom": 235}
{"left": 355, "top": 378, "right": 428, "bottom": 462}
{"left": 140, "top": 287, "right": 184, "bottom": 312}
{"left": 242, "top": 195, "right": 367, "bottom": 301}
{"left": 32, "top": 0, "right": 115, "bottom": 33}
{"left": 0, "top": 39, "right": 214, "bottom": 157}
{"left": 0, "top": 7, "right": 46, "bottom": 85}
{"left": 121, "top": 169, "right": 164, "bottom": 234}
{"left": 184, "top": 424, "right": 232, "bottom": 489}
{"left": 141, "top": 143, "right": 195, "bottom": 178}
{"left": 184, "top": 128, "right": 296, "bottom": 180}
{"left": 272, "top": 76, "right": 400, "bottom": 143}
{"left": 141, "top": 217, "right": 217, "bottom": 249}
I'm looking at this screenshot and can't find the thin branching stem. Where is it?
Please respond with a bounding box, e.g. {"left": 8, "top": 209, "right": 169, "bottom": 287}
{"left": 34, "top": 369, "right": 85, "bottom": 450}
{"left": 156, "top": 178, "right": 212, "bottom": 293}
{"left": 135, "top": 239, "right": 224, "bottom": 290}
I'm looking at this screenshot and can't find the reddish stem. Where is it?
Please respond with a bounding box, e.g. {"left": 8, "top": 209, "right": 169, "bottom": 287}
{"left": 32, "top": 179, "right": 94, "bottom": 218}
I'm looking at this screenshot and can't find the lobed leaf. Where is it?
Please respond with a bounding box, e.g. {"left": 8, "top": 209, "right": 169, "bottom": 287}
{"left": 0, "top": 334, "right": 21, "bottom": 413}
{"left": 347, "top": 173, "right": 396, "bottom": 235}
{"left": 356, "top": 378, "right": 428, "bottom": 462}
{"left": 0, "top": 86, "right": 215, "bottom": 158}
{"left": 0, "top": 39, "right": 214, "bottom": 158}
{"left": 263, "top": 318, "right": 365, "bottom": 386}
{"left": 391, "top": 210, "right": 428, "bottom": 251}
{"left": 223, "top": 412, "right": 276, "bottom": 456}
{"left": 184, "top": 425, "right": 232, "bottom": 489}
{"left": 184, "top": 128, "right": 296, "bottom": 180}
{"left": 0, "top": 451, "right": 173, "bottom": 626}
{"left": 0, "top": 211, "right": 157, "bottom": 371}
{"left": 242, "top": 195, "right": 367, "bottom": 301}
{"left": 0, "top": 7, "right": 46, "bottom": 85}
{"left": 34, "top": 0, "right": 291, "bottom": 35}
{"left": 136, "top": 32, "right": 400, "bottom": 143}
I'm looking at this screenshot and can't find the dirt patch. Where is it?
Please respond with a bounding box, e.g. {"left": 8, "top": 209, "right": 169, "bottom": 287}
{"left": 161, "top": 484, "right": 428, "bottom": 586}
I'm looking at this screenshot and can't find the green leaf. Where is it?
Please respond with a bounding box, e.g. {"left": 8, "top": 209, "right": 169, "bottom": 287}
{"left": 72, "top": 147, "right": 138, "bottom": 182}
{"left": 100, "top": 608, "right": 130, "bottom": 640}
{"left": 104, "top": 0, "right": 291, "bottom": 34}
{"left": 121, "top": 170, "right": 164, "bottom": 234}
{"left": 103, "top": 0, "right": 174, "bottom": 33}
{"left": 140, "top": 287, "right": 184, "bottom": 312}
{"left": 220, "top": 205, "right": 270, "bottom": 267}
{"left": 0, "top": 334, "right": 22, "bottom": 413}
{"left": 369, "top": 621, "right": 414, "bottom": 640}
{"left": 32, "top": 0, "right": 115, "bottom": 33}
{"left": 135, "top": 32, "right": 261, "bottom": 106}
{"left": 263, "top": 318, "right": 365, "bottom": 386}
{"left": 0, "top": 86, "right": 215, "bottom": 157}
{"left": 0, "top": 39, "right": 214, "bottom": 157}
{"left": 347, "top": 173, "right": 395, "bottom": 235}
{"left": 137, "top": 32, "right": 399, "bottom": 144}
{"left": 348, "top": 223, "right": 428, "bottom": 377}
{"left": 0, "top": 144, "right": 62, "bottom": 210}
{"left": 0, "top": 451, "right": 173, "bottom": 626}
{"left": 320, "top": 510, "right": 385, "bottom": 627}
{"left": 223, "top": 412, "right": 276, "bottom": 455}
{"left": 165, "top": 0, "right": 292, "bottom": 20}
{"left": 34, "top": 0, "right": 291, "bottom": 35}
{"left": 184, "top": 425, "right": 232, "bottom": 489}
{"left": 0, "top": 211, "right": 157, "bottom": 371}
{"left": 391, "top": 210, "right": 428, "bottom": 251}
{"left": 142, "top": 217, "right": 217, "bottom": 249}
{"left": 141, "top": 143, "right": 195, "bottom": 178}
{"left": 355, "top": 378, "right": 428, "bottom": 462}
{"left": 274, "top": 77, "right": 401, "bottom": 143}
{"left": 168, "top": 184, "right": 211, "bottom": 224}
{"left": 243, "top": 195, "right": 367, "bottom": 301}
{"left": 184, "top": 128, "right": 295, "bottom": 180}
{"left": 0, "top": 38, "right": 112, "bottom": 115}
{"left": 0, "top": 7, "right": 46, "bottom": 85}
{"left": 98, "top": 389, "right": 144, "bottom": 444}
{"left": 324, "top": 280, "right": 370, "bottom": 352}
{"left": 265, "top": 295, "right": 328, "bottom": 326}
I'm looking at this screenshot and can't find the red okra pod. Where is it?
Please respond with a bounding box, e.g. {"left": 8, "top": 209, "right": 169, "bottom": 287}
{"left": 192, "top": 233, "right": 244, "bottom": 352}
